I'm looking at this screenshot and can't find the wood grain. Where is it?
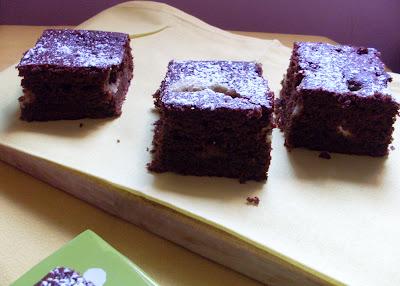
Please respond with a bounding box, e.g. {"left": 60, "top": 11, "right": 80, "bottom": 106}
{"left": 0, "top": 143, "right": 335, "bottom": 286}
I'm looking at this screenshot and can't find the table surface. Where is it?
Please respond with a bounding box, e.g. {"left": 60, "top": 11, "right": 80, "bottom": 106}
{"left": 0, "top": 25, "right": 336, "bottom": 286}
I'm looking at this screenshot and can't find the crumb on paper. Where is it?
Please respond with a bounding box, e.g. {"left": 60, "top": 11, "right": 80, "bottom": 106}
{"left": 319, "top": 151, "right": 331, "bottom": 159}
{"left": 246, "top": 196, "right": 260, "bottom": 206}
{"left": 146, "top": 147, "right": 149, "bottom": 152}
{"left": 390, "top": 145, "right": 395, "bottom": 151}
{"left": 79, "top": 123, "right": 84, "bottom": 128}
{"left": 117, "top": 139, "right": 120, "bottom": 143}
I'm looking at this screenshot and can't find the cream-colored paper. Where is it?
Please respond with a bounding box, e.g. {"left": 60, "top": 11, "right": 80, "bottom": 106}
{"left": 1, "top": 2, "right": 400, "bottom": 285}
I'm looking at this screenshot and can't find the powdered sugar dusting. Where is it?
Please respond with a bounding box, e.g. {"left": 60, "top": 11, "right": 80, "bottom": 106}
{"left": 297, "top": 42, "right": 392, "bottom": 97}
{"left": 161, "top": 60, "right": 272, "bottom": 111}
{"left": 18, "top": 29, "right": 128, "bottom": 68}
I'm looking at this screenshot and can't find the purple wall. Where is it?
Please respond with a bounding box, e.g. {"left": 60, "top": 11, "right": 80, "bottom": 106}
{"left": 1, "top": 0, "right": 399, "bottom": 72}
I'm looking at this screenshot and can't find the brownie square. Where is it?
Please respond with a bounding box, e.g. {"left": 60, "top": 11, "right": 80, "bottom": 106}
{"left": 17, "top": 29, "right": 133, "bottom": 121}
{"left": 148, "top": 60, "right": 274, "bottom": 182}
{"left": 35, "top": 267, "right": 95, "bottom": 286}
{"left": 276, "top": 42, "right": 399, "bottom": 156}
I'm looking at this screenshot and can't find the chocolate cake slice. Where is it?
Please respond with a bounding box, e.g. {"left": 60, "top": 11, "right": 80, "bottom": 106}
{"left": 34, "top": 267, "right": 95, "bottom": 286}
{"left": 17, "top": 29, "right": 133, "bottom": 121}
{"left": 276, "top": 42, "right": 399, "bottom": 156}
{"left": 148, "top": 60, "right": 274, "bottom": 182}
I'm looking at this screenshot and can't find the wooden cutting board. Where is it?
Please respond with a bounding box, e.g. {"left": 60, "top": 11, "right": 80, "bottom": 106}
{"left": 1, "top": 2, "right": 400, "bottom": 285}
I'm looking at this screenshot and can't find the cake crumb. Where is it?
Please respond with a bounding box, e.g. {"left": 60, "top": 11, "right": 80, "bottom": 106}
{"left": 146, "top": 147, "right": 149, "bottom": 152}
{"left": 319, "top": 151, "right": 331, "bottom": 159}
{"left": 390, "top": 145, "right": 395, "bottom": 151}
{"left": 246, "top": 196, "right": 260, "bottom": 206}
{"left": 79, "top": 123, "right": 84, "bottom": 128}
{"left": 117, "top": 139, "right": 120, "bottom": 143}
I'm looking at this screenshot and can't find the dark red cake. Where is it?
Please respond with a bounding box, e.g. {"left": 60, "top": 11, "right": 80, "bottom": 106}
{"left": 148, "top": 60, "right": 274, "bottom": 182}
{"left": 34, "top": 267, "right": 95, "bottom": 286}
{"left": 276, "top": 42, "right": 399, "bottom": 156}
{"left": 17, "top": 29, "right": 133, "bottom": 121}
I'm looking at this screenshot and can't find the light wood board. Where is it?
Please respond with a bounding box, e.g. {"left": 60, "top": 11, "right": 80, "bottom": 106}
{"left": 1, "top": 2, "right": 400, "bottom": 285}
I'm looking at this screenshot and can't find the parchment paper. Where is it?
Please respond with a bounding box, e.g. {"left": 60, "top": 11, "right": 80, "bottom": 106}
{"left": 1, "top": 2, "right": 400, "bottom": 285}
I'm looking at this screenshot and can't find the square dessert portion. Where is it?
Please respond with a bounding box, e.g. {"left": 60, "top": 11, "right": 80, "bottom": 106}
{"left": 17, "top": 29, "right": 133, "bottom": 121}
{"left": 35, "top": 267, "right": 95, "bottom": 286}
{"left": 276, "top": 42, "right": 399, "bottom": 156}
{"left": 148, "top": 60, "right": 274, "bottom": 182}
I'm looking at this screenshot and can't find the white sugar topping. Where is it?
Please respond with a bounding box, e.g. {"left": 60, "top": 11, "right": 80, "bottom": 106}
{"left": 162, "top": 60, "right": 272, "bottom": 111}
{"left": 19, "top": 29, "right": 128, "bottom": 68}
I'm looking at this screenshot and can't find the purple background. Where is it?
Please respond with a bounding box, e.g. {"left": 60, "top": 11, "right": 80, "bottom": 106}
{"left": 1, "top": 0, "right": 399, "bottom": 72}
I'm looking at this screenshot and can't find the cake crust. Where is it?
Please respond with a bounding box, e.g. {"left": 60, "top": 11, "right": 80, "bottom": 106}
{"left": 159, "top": 60, "right": 272, "bottom": 112}
{"left": 295, "top": 43, "right": 391, "bottom": 95}
{"left": 18, "top": 29, "right": 127, "bottom": 69}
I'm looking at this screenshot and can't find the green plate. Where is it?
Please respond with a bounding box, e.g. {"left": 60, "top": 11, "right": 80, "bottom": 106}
{"left": 12, "top": 230, "right": 158, "bottom": 286}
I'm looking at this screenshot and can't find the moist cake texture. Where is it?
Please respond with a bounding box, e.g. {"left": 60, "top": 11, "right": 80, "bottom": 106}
{"left": 34, "top": 267, "right": 95, "bottom": 286}
{"left": 17, "top": 29, "right": 133, "bottom": 121}
{"left": 276, "top": 42, "right": 399, "bottom": 156}
{"left": 149, "top": 60, "right": 274, "bottom": 182}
